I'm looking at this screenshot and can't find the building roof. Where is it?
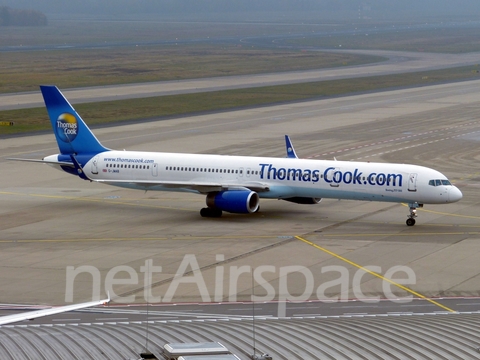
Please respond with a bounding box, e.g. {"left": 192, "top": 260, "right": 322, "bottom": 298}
{"left": 1, "top": 312, "right": 480, "bottom": 359}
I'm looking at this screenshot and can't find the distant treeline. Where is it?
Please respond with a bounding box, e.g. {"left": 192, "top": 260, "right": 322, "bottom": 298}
{"left": 2, "top": 0, "right": 480, "bottom": 19}
{"left": 0, "top": 6, "right": 47, "bottom": 26}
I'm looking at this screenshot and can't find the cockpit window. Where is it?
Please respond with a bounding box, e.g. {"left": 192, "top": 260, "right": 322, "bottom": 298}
{"left": 429, "top": 179, "right": 452, "bottom": 187}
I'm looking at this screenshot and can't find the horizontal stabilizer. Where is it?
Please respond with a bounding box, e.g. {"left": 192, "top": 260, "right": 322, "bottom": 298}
{"left": 7, "top": 158, "right": 75, "bottom": 167}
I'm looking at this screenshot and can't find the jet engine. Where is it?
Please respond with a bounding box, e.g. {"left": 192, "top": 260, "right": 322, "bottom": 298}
{"left": 202, "top": 190, "right": 260, "bottom": 217}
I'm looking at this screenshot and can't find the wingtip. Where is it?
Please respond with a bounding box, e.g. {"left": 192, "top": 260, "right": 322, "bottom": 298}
{"left": 102, "top": 291, "right": 111, "bottom": 306}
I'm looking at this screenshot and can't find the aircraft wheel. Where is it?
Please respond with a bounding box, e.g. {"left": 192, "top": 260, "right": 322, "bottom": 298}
{"left": 200, "top": 208, "right": 222, "bottom": 218}
{"left": 406, "top": 218, "right": 416, "bottom": 226}
{"left": 212, "top": 208, "right": 223, "bottom": 217}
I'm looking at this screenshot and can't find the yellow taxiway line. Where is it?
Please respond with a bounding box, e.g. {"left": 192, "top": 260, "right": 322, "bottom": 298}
{"left": 295, "top": 235, "right": 456, "bottom": 313}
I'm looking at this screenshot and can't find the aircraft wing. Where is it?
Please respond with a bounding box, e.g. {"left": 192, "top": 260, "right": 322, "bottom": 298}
{"left": 95, "top": 179, "right": 270, "bottom": 194}
{"left": 68, "top": 155, "right": 270, "bottom": 193}
{"left": 0, "top": 295, "right": 110, "bottom": 326}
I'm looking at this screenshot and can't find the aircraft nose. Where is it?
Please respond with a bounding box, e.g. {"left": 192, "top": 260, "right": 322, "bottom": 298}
{"left": 448, "top": 186, "right": 463, "bottom": 203}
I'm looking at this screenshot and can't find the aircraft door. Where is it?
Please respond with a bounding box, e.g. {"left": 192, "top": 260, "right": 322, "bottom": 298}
{"left": 152, "top": 163, "right": 158, "bottom": 177}
{"left": 90, "top": 155, "right": 99, "bottom": 174}
{"left": 408, "top": 173, "right": 417, "bottom": 192}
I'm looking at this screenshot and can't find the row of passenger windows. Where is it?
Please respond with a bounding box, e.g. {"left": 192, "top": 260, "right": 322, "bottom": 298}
{"left": 429, "top": 179, "right": 452, "bottom": 187}
{"left": 165, "top": 166, "right": 260, "bottom": 175}
{"left": 163, "top": 166, "right": 395, "bottom": 182}
{"left": 106, "top": 163, "right": 150, "bottom": 169}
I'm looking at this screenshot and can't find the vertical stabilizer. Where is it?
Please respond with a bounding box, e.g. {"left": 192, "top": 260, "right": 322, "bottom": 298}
{"left": 40, "top": 85, "right": 109, "bottom": 155}
{"left": 285, "top": 135, "right": 299, "bottom": 159}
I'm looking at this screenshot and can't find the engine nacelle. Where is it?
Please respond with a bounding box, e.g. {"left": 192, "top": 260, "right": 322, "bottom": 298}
{"left": 206, "top": 190, "right": 260, "bottom": 214}
{"left": 282, "top": 197, "right": 322, "bottom": 205}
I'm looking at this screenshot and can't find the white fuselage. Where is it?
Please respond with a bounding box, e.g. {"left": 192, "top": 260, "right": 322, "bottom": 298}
{"left": 52, "top": 150, "right": 462, "bottom": 205}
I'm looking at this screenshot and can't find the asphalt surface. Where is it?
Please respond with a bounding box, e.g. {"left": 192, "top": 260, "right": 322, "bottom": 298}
{"left": 1, "top": 78, "right": 479, "bottom": 316}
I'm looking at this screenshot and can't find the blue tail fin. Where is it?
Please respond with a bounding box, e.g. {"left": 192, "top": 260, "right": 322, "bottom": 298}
{"left": 285, "top": 135, "right": 298, "bottom": 159}
{"left": 40, "top": 85, "right": 110, "bottom": 155}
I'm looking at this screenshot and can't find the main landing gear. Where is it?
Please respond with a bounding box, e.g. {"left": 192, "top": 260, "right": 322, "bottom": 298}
{"left": 200, "top": 207, "right": 223, "bottom": 218}
{"left": 406, "top": 202, "right": 423, "bottom": 226}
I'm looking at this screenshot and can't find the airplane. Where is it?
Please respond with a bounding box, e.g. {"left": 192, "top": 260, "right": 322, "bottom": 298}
{"left": 10, "top": 85, "right": 463, "bottom": 226}
{"left": 0, "top": 294, "right": 110, "bottom": 326}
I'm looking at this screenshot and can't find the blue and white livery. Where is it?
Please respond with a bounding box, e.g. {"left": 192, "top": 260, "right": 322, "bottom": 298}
{"left": 13, "top": 86, "right": 463, "bottom": 226}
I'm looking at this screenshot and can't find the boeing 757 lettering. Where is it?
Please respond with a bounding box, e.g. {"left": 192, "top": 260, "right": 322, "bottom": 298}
{"left": 10, "top": 86, "right": 462, "bottom": 226}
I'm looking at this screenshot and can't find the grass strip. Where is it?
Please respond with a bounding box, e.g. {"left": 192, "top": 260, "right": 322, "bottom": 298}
{"left": 0, "top": 46, "right": 383, "bottom": 93}
{"left": 1, "top": 65, "right": 479, "bottom": 136}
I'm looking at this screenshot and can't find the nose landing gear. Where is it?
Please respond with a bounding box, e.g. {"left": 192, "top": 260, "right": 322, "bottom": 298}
{"left": 406, "top": 203, "right": 423, "bottom": 226}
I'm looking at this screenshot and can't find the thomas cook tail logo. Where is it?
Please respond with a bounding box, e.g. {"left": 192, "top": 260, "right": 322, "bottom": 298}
{"left": 56, "top": 113, "right": 78, "bottom": 143}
